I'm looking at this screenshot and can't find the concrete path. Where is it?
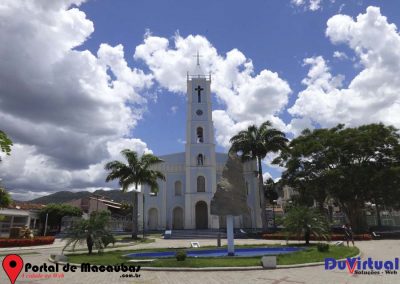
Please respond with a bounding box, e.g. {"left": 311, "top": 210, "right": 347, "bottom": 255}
{"left": 1, "top": 239, "right": 399, "bottom": 284}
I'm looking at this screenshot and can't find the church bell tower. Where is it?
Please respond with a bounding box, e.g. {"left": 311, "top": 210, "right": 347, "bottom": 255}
{"left": 184, "top": 54, "right": 218, "bottom": 229}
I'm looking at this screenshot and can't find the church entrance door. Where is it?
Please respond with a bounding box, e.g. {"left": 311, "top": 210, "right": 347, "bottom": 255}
{"left": 148, "top": 208, "right": 158, "bottom": 230}
{"left": 195, "top": 201, "right": 208, "bottom": 229}
{"left": 173, "top": 207, "right": 184, "bottom": 229}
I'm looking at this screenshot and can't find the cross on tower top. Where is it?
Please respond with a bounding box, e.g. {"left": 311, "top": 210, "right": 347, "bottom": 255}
{"left": 194, "top": 51, "right": 202, "bottom": 66}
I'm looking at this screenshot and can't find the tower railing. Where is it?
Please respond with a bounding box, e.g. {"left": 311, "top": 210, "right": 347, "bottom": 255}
{"left": 187, "top": 73, "right": 211, "bottom": 81}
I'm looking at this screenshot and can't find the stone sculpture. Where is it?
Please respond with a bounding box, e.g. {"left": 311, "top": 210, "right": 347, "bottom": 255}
{"left": 211, "top": 152, "right": 249, "bottom": 255}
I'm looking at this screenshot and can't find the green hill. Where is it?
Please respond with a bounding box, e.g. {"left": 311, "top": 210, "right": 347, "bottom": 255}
{"left": 29, "top": 189, "right": 133, "bottom": 204}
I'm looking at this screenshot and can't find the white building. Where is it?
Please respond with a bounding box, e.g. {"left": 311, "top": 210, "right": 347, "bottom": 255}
{"left": 0, "top": 208, "right": 40, "bottom": 237}
{"left": 139, "top": 64, "right": 262, "bottom": 231}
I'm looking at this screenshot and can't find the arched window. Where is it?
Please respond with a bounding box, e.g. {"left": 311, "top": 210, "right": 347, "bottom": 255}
{"left": 197, "top": 127, "right": 204, "bottom": 143}
{"left": 197, "top": 176, "right": 205, "bottom": 192}
{"left": 174, "top": 181, "right": 182, "bottom": 196}
{"left": 197, "top": 154, "right": 204, "bottom": 166}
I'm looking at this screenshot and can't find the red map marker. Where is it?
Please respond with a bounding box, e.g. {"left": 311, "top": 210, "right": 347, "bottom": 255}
{"left": 2, "top": 254, "right": 23, "bottom": 284}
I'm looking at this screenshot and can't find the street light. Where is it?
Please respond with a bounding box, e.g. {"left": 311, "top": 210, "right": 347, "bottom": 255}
{"left": 272, "top": 200, "right": 277, "bottom": 229}
{"left": 43, "top": 213, "right": 48, "bottom": 236}
{"left": 142, "top": 193, "right": 145, "bottom": 239}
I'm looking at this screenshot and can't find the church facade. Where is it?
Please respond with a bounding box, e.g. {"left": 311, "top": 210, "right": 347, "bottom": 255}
{"left": 139, "top": 69, "right": 262, "bottom": 231}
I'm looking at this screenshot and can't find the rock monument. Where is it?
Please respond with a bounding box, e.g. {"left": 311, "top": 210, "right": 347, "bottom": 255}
{"left": 211, "top": 152, "right": 249, "bottom": 255}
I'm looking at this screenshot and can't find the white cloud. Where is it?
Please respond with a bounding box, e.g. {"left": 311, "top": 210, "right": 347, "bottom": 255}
{"left": 0, "top": 0, "right": 153, "bottom": 199}
{"left": 263, "top": 172, "right": 272, "bottom": 182}
{"left": 333, "top": 50, "right": 348, "bottom": 60}
{"left": 291, "top": 0, "right": 322, "bottom": 11}
{"left": 289, "top": 6, "right": 400, "bottom": 129}
{"left": 134, "top": 34, "right": 291, "bottom": 148}
{"left": 170, "top": 106, "right": 178, "bottom": 114}
{"left": 287, "top": 117, "right": 315, "bottom": 136}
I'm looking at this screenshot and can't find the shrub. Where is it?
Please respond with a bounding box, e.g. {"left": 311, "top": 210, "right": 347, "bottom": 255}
{"left": 317, "top": 243, "right": 330, "bottom": 252}
{"left": 101, "top": 234, "right": 115, "bottom": 248}
{"left": 9, "top": 227, "right": 21, "bottom": 239}
{"left": 262, "top": 233, "right": 372, "bottom": 241}
{"left": 0, "top": 236, "right": 55, "bottom": 247}
{"left": 175, "top": 250, "right": 187, "bottom": 261}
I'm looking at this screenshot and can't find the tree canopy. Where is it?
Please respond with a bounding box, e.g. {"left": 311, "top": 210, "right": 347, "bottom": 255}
{"left": 39, "top": 203, "right": 82, "bottom": 233}
{"left": 104, "top": 149, "right": 165, "bottom": 238}
{"left": 229, "top": 121, "right": 288, "bottom": 231}
{"left": 275, "top": 123, "right": 400, "bottom": 231}
{"left": 0, "top": 187, "right": 11, "bottom": 208}
{"left": 0, "top": 130, "right": 12, "bottom": 161}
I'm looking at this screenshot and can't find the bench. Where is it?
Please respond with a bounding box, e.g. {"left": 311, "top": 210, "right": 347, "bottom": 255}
{"left": 372, "top": 231, "right": 381, "bottom": 239}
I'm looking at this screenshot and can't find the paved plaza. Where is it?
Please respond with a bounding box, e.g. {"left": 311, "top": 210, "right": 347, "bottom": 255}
{"left": 0, "top": 238, "right": 399, "bottom": 284}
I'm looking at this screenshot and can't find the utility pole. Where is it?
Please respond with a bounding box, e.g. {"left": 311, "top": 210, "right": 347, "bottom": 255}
{"left": 44, "top": 213, "right": 48, "bottom": 236}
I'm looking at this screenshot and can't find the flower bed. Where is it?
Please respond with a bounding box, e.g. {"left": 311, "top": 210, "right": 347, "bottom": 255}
{"left": 262, "top": 233, "right": 372, "bottom": 241}
{"left": 0, "top": 236, "right": 55, "bottom": 247}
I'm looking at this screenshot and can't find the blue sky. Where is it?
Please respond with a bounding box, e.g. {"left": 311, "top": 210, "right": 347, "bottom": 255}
{"left": 1, "top": 0, "right": 400, "bottom": 199}
{"left": 78, "top": 0, "right": 399, "bottom": 154}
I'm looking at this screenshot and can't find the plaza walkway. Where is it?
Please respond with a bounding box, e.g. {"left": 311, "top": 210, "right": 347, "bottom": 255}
{"left": 0, "top": 238, "right": 399, "bottom": 284}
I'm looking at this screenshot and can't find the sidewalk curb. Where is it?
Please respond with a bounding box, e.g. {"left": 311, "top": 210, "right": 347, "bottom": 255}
{"left": 49, "top": 252, "right": 361, "bottom": 272}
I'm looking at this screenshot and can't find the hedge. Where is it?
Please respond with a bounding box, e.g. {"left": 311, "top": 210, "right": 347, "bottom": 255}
{"left": 0, "top": 236, "right": 55, "bottom": 247}
{"left": 262, "top": 233, "right": 372, "bottom": 241}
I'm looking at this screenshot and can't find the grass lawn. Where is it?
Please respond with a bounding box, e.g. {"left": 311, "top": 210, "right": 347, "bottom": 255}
{"left": 0, "top": 252, "right": 40, "bottom": 257}
{"left": 66, "top": 245, "right": 359, "bottom": 268}
{"left": 64, "top": 237, "right": 155, "bottom": 252}
{"left": 114, "top": 234, "right": 162, "bottom": 242}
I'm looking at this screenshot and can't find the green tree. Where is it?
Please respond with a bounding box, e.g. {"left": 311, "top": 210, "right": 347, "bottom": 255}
{"left": 283, "top": 206, "right": 330, "bottom": 245}
{"left": 0, "top": 130, "right": 13, "bottom": 162}
{"left": 275, "top": 123, "right": 400, "bottom": 232}
{"left": 104, "top": 150, "right": 165, "bottom": 239}
{"left": 39, "top": 204, "right": 82, "bottom": 233}
{"left": 63, "top": 210, "right": 115, "bottom": 254}
{"left": 0, "top": 187, "right": 11, "bottom": 208}
{"left": 264, "top": 178, "right": 279, "bottom": 204}
{"left": 229, "top": 121, "right": 288, "bottom": 231}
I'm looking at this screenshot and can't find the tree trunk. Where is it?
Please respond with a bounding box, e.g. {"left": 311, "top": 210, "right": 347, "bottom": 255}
{"left": 304, "top": 227, "right": 310, "bottom": 245}
{"left": 258, "top": 157, "right": 268, "bottom": 232}
{"left": 346, "top": 202, "right": 367, "bottom": 233}
{"left": 131, "top": 188, "right": 138, "bottom": 239}
{"left": 376, "top": 204, "right": 382, "bottom": 227}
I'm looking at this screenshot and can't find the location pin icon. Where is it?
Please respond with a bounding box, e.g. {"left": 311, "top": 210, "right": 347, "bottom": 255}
{"left": 2, "top": 254, "right": 23, "bottom": 284}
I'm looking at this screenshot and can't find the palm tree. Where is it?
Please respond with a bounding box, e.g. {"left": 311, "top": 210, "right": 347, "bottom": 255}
{"left": 283, "top": 206, "right": 330, "bottom": 245}
{"left": 63, "top": 211, "right": 115, "bottom": 254}
{"left": 229, "top": 121, "right": 288, "bottom": 231}
{"left": 104, "top": 150, "right": 165, "bottom": 239}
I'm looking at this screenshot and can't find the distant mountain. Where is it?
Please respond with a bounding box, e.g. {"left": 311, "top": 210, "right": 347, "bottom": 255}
{"left": 29, "top": 189, "right": 133, "bottom": 204}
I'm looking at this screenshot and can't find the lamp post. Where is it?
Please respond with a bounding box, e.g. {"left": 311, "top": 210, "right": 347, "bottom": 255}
{"left": 43, "top": 213, "right": 48, "bottom": 236}
{"left": 142, "top": 193, "right": 145, "bottom": 239}
{"left": 272, "top": 200, "right": 277, "bottom": 229}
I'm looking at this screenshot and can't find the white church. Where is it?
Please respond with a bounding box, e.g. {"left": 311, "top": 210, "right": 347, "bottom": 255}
{"left": 139, "top": 62, "right": 262, "bottom": 231}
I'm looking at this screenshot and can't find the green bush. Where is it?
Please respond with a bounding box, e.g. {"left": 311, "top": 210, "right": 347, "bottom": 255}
{"left": 317, "top": 243, "right": 330, "bottom": 252}
{"left": 175, "top": 250, "right": 187, "bottom": 261}
{"left": 101, "top": 234, "right": 115, "bottom": 248}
